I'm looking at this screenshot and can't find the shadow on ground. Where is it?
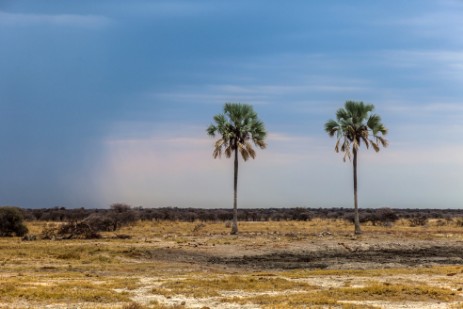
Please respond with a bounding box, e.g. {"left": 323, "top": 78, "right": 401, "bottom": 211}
{"left": 142, "top": 243, "right": 463, "bottom": 270}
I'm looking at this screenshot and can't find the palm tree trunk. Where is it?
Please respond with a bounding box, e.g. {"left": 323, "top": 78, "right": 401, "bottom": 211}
{"left": 231, "top": 148, "right": 239, "bottom": 235}
{"left": 353, "top": 148, "right": 362, "bottom": 234}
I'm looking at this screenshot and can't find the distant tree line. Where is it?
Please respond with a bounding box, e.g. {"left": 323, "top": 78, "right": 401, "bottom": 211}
{"left": 3, "top": 205, "right": 463, "bottom": 239}
{"left": 17, "top": 206, "right": 463, "bottom": 225}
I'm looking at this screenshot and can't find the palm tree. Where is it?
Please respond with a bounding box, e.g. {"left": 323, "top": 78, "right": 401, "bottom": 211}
{"left": 325, "top": 101, "right": 388, "bottom": 234}
{"left": 207, "top": 103, "right": 267, "bottom": 235}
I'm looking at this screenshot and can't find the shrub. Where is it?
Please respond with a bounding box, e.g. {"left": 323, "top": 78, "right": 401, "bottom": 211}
{"left": 370, "top": 208, "right": 398, "bottom": 226}
{"left": 84, "top": 213, "right": 115, "bottom": 232}
{"left": 0, "top": 207, "right": 28, "bottom": 237}
{"left": 81, "top": 204, "right": 138, "bottom": 232}
{"left": 58, "top": 222, "right": 101, "bottom": 239}
{"left": 409, "top": 214, "right": 428, "bottom": 227}
{"left": 40, "top": 222, "right": 101, "bottom": 240}
{"left": 109, "top": 203, "right": 138, "bottom": 230}
{"left": 342, "top": 212, "right": 369, "bottom": 224}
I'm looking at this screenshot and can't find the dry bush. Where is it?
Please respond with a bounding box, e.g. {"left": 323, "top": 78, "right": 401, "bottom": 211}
{"left": 40, "top": 222, "right": 101, "bottom": 240}
{"left": 0, "top": 207, "right": 28, "bottom": 237}
{"left": 454, "top": 217, "right": 463, "bottom": 227}
{"left": 84, "top": 212, "right": 115, "bottom": 231}
{"left": 192, "top": 222, "right": 206, "bottom": 234}
{"left": 371, "top": 208, "right": 398, "bottom": 226}
{"left": 408, "top": 214, "right": 428, "bottom": 227}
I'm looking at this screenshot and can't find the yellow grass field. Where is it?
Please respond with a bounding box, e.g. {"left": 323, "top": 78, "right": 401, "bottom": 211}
{"left": 2, "top": 219, "right": 463, "bottom": 308}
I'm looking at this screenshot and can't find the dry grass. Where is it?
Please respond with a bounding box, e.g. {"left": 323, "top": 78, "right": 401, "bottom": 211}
{"left": 154, "top": 274, "right": 316, "bottom": 298}
{"left": 1, "top": 219, "right": 463, "bottom": 308}
{"left": 225, "top": 282, "right": 457, "bottom": 307}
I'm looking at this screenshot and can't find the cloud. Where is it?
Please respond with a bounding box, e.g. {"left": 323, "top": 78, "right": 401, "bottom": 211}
{"left": 361, "top": 144, "right": 463, "bottom": 166}
{"left": 394, "top": 9, "right": 463, "bottom": 43}
{"left": 135, "top": 2, "right": 220, "bottom": 17}
{"left": 0, "top": 11, "right": 111, "bottom": 28}
{"left": 383, "top": 101, "right": 463, "bottom": 113}
{"left": 147, "top": 77, "right": 370, "bottom": 108}
{"left": 381, "top": 50, "right": 463, "bottom": 79}
{"left": 102, "top": 1, "right": 227, "bottom": 19}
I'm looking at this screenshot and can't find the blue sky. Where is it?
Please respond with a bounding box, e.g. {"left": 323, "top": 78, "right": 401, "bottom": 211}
{"left": 0, "top": 0, "right": 462, "bottom": 209}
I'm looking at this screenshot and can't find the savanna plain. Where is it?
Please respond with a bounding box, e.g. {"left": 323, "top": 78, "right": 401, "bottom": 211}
{"left": 3, "top": 219, "right": 463, "bottom": 309}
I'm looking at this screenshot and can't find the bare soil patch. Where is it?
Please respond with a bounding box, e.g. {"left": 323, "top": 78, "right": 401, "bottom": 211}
{"left": 140, "top": 236, "right": 463, "bottom": 271}
{"left": 208, "top": 242, "right": 463, "bottom": 270}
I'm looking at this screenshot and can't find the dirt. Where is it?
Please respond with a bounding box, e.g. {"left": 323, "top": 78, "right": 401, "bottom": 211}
{"left": 6, "top": 222, "right": 463, "bottom": 309}
{"left": 121, "top": 234, "right": 463, "bottom": 308}
{"left": 209, "top": 244, "right": 463, "bottom": 269}
{"left": 142, "top": 236, "right": 463, "bottom": 270}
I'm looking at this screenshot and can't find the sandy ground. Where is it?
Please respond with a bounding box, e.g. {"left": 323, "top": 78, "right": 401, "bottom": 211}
{"left": 148, "top": 233, "right": 463, "bottom": 270}
{"left": 121, "top": 230, "right": 463, "bottom": 308}
{"left": 3, "top": 221, "right": 463, "bottom": 308}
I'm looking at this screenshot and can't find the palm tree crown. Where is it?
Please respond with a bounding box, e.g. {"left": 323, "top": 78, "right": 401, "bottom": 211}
{"left": 207, "top": 103, "right": 267, "bottom": 160}
{"left": 325, "top": 101, "right": 388, "bottom": 160}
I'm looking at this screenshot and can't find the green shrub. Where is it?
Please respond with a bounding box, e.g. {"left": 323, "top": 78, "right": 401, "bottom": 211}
{"left": 0, "top": 207, "right": 28, "bottom": 237}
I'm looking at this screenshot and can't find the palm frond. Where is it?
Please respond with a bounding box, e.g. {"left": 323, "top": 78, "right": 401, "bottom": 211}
{"left": 213, "top": 146, "right": 222, "bottom": 159}
{"left": 367, "top": 114, "right": 381, "bottom": 131}
{"left": 335, "top": 139, "right": 341, "bottom": 153}
{"left": 376, "top": 136, "right": 389, "bottom": 147}
{"left": 206, "top": 124, "right": 217, "bottom": 137}
{"left": 224, "top": 144, "right": 233, "bottom": 158}
{"left": 343, "top": 146, "right": 352, "bottom": 162}
{"left": 254, "top": 139, "right": 267, "bottom": 149}
{"left": 215, "top": 139, "right": 225, "bottom": 149}
{"left": 370, "top": 140, "right": 380, "bottom": 152}
{"left": 360, "top": 130, "right": 369, "bottom": 148}
{"left": 325, "top": 119, "right": 340, "bottom": 137}
{"left": 245, "top": 142, "right": 256, "bottom": 159}
{"left": 237, "top": 142, "right": 250, "bottom": 161}
{"left": 326, "top": 101, "right": 388, "bottom": 162}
